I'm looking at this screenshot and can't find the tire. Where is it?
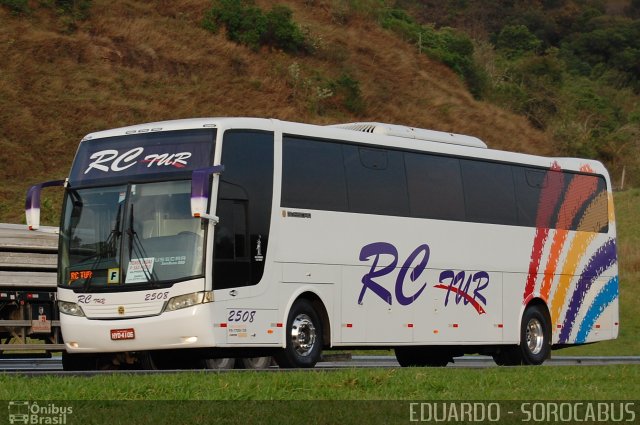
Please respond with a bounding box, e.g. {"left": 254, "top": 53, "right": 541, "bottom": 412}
{"left": 493, "top": 305, "right": 551, "bottom": 366}
{"left": 238, "top": 357, "right": 273, "bottom": 369}
{"left": 202, "top": 357, "right": 237, "bottom": 369}
{"left": 275, "top": 299, "right": 323, "bottom": 368}
{"left": 136, "top": 351, "right": 158, "bottom": 370}
{"left": 520, "top": 305, "right": 551, "bottom": 365}
{"left": 62, "top": 352, "right": 97, "bottom": 371}
{"left": 492, "top": 346, "right": 521, "bottom": 366}
{"left": 395, "top": 346, "right": 452, "bottom": 367}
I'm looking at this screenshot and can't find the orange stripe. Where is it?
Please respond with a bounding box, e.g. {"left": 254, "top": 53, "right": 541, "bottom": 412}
{"left": 539, "top": 173, "right": 599, "bottom": 299}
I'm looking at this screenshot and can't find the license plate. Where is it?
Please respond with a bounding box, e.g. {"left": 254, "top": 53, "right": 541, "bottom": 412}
{"left": 110, "top": 328, "right": 135, "bottom": 340}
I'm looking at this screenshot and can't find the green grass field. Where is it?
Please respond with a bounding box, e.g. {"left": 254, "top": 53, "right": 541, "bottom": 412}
{"left": 1, "top": 366, "right": 638, "bottom": 400}
{"left": 0, "top": 190, "right": 636, "bottom": 420}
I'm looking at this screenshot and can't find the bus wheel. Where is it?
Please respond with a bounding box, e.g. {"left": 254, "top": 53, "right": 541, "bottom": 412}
{"left": 62, "top": 352, "right": 97, "bottom": 371}
{"left": 395, "top": 347, "right": 452, "bottom": 367}
{"left": 493, "top": 305, "right": 550, "bottom": 366}
{"left": 520, "top": 305, "right": 550, "bottom": 365}
{"left": 239, "top": 357, "right": 273, "bottom": 369}
{"left": 203, "top": 358, "right": 237, "bottom": 369}
{"left": 275, "top": 299, "right": 323, "bottom": 368}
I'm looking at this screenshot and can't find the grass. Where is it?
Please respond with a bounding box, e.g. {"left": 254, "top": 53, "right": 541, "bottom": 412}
{"left": 1, "top": 366, "right": 638, "bottom": 400}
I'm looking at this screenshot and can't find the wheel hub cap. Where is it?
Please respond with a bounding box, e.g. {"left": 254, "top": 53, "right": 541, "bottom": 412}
{"left": 291, "top": 314, "right": 316, "bottom": 357}
{"left": 526, "top": 318, "right": 544, "bottom": 355}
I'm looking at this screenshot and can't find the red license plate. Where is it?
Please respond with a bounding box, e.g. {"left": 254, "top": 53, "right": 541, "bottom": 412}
{"left": 110, "top": 328, "right": 135, "bottom": 340}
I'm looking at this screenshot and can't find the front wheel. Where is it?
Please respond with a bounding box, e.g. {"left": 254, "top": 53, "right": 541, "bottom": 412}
{"left": 202, "top": 358, "right": 237, "bottom": 370}
{"left": 62, "top": 352, "right": 97, "bottom": 371}
{"left": 238, "top": 357, "right": 273, "bottom": 369}
{"left": 275, "top": 299, "right": 323, "bottom": 368}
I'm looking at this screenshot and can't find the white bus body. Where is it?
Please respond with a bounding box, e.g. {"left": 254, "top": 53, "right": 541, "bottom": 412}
{"left": 27, "top": 118, "right": 618, "bottom": 368}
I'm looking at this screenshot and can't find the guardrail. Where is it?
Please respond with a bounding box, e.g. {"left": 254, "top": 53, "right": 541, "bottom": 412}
{"left": 0, "top": 224, "right": 64, "bottom": 352}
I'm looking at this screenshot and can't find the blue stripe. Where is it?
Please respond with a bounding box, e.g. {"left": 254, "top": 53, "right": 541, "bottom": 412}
{"left": 575, "top": 276, "right": 619, "bottom": 343}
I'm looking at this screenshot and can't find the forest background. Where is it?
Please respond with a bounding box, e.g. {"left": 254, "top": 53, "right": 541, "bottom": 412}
{"left": 1, "top": 0, "right": 639, "bottom": 223}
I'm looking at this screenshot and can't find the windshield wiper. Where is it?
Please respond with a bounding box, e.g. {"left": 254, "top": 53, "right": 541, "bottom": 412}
{"left": 126, "top": 203, "right": 158, "bottom": 285}
{"left": 82, "top": 202, "right": 123, "bottom": 290}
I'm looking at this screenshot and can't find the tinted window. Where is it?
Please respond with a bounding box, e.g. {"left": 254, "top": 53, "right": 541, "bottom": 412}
{"left": 567, "top": 173, "right": 609, "bottom": 233}
{"left": 343, "top": 145, "right": 409, "bottom": 216}
{"left": 405, "top": 153, "right": 465, "bottom": 221}
{"left": 461, "top": 160, "right": 517, "bottom": 225}
{"left": 214, "top": 130, "right": 273, "bottom": 289}
{"left": 513, "top": 167, "right": 546, "bottom": 227}
{"left": 578, "top": 176, "right": 608, "bottom": 233}
{"left": 282, "top": 136, "right": 348, "bottom": 211}
{"left": 280, "top": 134, "right": 608, "bottom": 232}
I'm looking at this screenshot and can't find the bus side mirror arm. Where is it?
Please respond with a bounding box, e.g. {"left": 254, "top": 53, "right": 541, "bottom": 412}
{"left": 191, "top": 165, "right": 224, "bottom": 222}
{"left": 25, "top": 179, "right": 65, "bottom": 230}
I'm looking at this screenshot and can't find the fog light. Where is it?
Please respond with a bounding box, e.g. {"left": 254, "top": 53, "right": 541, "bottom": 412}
{"left": 181, "top": 336, "right": 198, "bottom": 344}
{"left": 68, "top": 342, "right": 79, "bottom": 349}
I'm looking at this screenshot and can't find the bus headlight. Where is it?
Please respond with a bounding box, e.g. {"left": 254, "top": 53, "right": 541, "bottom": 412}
{"left": 164, "top": 291, "right": 213, "bottom": 312}
{"left": 58, "top": 301, "right": 85, "bottom": 317}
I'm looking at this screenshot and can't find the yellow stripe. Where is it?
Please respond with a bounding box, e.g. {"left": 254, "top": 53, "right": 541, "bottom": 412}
{"left": 549, "top": 192, "right": 608, "bottom": 324}
{"left": 549, "top": 231, "right": 596, "bottom": 324}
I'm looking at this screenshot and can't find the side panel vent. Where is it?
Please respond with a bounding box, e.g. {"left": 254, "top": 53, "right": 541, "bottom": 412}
{"left": 329, "top": 122, "right": 487, "bottom": 149}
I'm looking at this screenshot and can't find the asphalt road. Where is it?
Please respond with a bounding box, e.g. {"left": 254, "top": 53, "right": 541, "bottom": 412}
{"left": 2, "top": 355, "right": 639, "bottom": 374}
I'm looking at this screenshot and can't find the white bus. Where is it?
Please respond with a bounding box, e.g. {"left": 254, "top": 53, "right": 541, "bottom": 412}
{"left": 26, "top": 118, "right": 618, "bottom": 369}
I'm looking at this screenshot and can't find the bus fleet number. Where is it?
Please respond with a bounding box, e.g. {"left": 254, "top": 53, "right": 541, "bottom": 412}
{"left": 228, "top": 310, "right": 256, "bottom": 323}
{"left": 144, "top": 292, "right": 169, "bottom": 301}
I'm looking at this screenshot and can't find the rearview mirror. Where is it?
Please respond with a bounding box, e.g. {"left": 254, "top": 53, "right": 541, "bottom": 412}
{"left": 25, "top": 180, "right": 65, "bottom": 230}
{"left": 191, "top": 165, "right": 224, "bottom": 222}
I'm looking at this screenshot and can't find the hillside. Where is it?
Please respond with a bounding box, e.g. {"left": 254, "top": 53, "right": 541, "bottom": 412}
{"left": 0, "top": 0, "right": 557, "bottom": 224}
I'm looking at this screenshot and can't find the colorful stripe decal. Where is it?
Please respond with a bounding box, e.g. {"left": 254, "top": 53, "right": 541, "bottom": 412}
{"left": 522, "top": 164, "right": 565, "bottom": 302}
{"left": 574, "top": 276, "right": 619, "bottom": 343}
{"left": 576, "top": 191, "right": 609, "bottom": 232}
{"left": 539, "top": 173, "right": 599, "bottom": 300}
{"left": 547, "top": 192, "right": 608, "bottom": 323}
{"left": 550, "top": 232, "right": 597, "bottom": 323}
{"left": 558, "top": 239, "right": 617, "bottom": 343}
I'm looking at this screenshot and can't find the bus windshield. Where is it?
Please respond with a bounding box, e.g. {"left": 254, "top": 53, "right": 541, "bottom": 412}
{"left": 59, "top": 180, "right": 205, "bottom": 289}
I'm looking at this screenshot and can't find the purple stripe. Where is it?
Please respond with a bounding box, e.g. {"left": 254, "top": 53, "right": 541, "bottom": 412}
{"left": 575, "top": 276, "right": 618, "bottom": 343}
{"left": 558, "top": 239, "right": 617, "bottom": 343}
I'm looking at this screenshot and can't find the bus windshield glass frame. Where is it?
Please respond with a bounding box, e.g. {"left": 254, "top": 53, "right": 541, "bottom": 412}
{"left": 59, "top": 128, "right": 215, "bottom": 291}
{"left": 59, "top": 180, "right": 206, "bottom": 290}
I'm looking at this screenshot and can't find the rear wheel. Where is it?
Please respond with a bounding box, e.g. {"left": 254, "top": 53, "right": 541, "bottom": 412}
{"left": 395, "top": 347, "right": 452, "bottom": 367}
{"left": 520, "top": 305, "right": 551, "bottom": 365}
{"left": 493, "top": 305, "right": 550, "bottom": 366}
{"left": 275, "top": 299, "right": 323, "bottom": 368}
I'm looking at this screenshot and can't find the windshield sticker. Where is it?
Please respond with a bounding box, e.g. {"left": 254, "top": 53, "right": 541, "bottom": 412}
{"left": 156, "top": 256, "right": 187, "bottom": 266}
{"left": 107, "top": 268, "right": 120, "bottom": 285}
{"left": 125, "top": 258, "right": 155, "bottom": 283}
